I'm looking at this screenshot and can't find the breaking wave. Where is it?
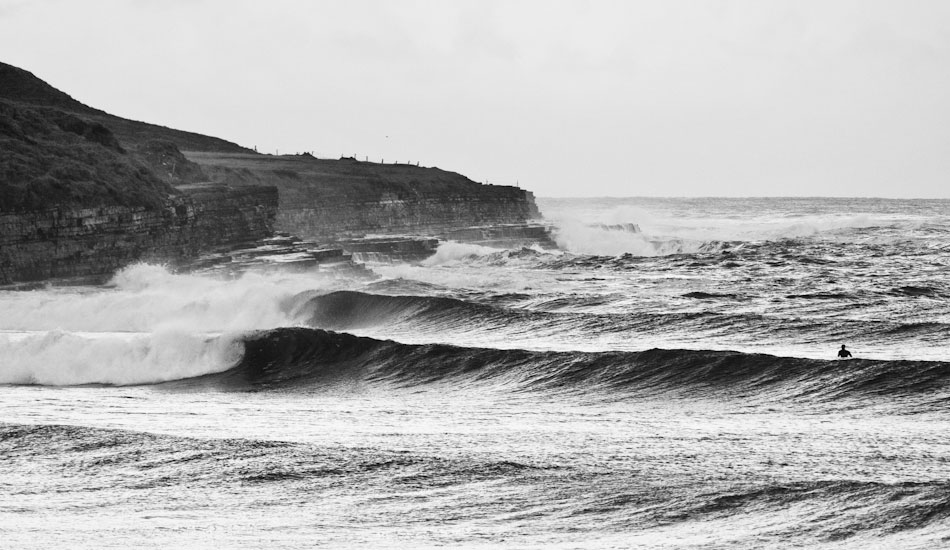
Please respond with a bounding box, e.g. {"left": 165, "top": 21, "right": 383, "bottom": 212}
{"left": 168, "top": 327, "right": 950, "bottom": 410}
{"left": 0, "top": 330, "right": 243, "bottom": 385}
{"left": 297, "top": 291, "right": 950, "bottom": 352}
{"left": 543, "top": 200, "right": 893, "bottom": 257}
{"left": 0, "top": 263, "right": 330, "bottom": 386}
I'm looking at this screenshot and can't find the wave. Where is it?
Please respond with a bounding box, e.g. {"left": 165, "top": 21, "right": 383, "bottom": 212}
{"left": 297, "top": 291, "right": 950, "bottom": 353}
{"left": 168, "top": 327, "right": 950, "bottom": 408}
{"left": 540, "top": 201, "right": 895, "bottom": 257}
{"left": 420, "top": 241, "right": 512, "bottom": 266}
{"left": 0, "top": 330, "right": 244, "bottom": 385}
{"left": 0, "top": 422, "right": 543, "bottom": 489}
{"left": 0, "top": 263, "right": 327, "bottom": 334}
{"left": 299, "top": 290, "right": 532, "bottom": 331}
{"left": 5, "top": 277, "right": 949, "bottom": 388}
{"left": 890, "top": 286, "right": 944, "bottom": 298}
{"left": 0, "top": 263, "right": 338, "bottom": 386}
{"left": 550, "top": 220, "right": 731, "bottom": 256}
{"left": 682, "top": 291, "right": 743, "bottom": 300}
{"left": 5, "top": 422, "right": 950, "bottom": 548}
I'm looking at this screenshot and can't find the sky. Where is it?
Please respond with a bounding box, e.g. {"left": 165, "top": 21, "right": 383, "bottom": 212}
{"left": 1, "top": 0, "right": 949, "bottom": 198}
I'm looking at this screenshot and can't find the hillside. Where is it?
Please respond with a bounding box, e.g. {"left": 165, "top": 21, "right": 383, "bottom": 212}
{"left": 187, "top": 152, "right": 541, "bottom": 238}
{"left": 0, "top": 59, "right": 547, "bottom": 282}
{"left": 0, "top": 62, "right": 277, "bottom": 284}
{"left": 0, "top": 62, "right": 249, "bottom": 153}
{"left": 188, "top": 152, "right": 526, "bottom": 202}
{"left": 0, "top": 62, "right": 537, "bottom": 215}
{"left": 0, "top": 98, "right": 174, "bottom": 212}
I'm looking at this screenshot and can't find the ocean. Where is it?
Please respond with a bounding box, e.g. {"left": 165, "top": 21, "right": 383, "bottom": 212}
{"left": 2, "top": 196, "right": 950, "bottom": 549}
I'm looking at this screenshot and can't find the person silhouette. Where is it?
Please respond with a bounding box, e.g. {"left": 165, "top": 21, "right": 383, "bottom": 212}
{"left": 837, "top": 345, "right": 852, "bottom": 359}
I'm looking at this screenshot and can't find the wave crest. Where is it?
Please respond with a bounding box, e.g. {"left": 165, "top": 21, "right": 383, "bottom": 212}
{"left": 172, "top": 327, "right": 950, "bottom": 409}
{"left": 0, "top": 330, "right": 244, "bottom": 385}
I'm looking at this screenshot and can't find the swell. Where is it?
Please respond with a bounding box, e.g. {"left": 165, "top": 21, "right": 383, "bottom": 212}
{"left": 0, "top": 422, "right": 544, "bottom": 491}
{"left": 175, "top": 327, "right": 950, "bottom": 407}
{"left": 298, "top": 290, "right": 950, "bottom": 346}
{"left": 9, "top": 422, "right": 950, "bottom": 541}
{"left": 301, "top": 290, "right": 538, "bottom": 331}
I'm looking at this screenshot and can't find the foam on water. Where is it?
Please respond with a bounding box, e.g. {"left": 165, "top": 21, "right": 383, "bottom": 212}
{"left": 420, "top": 241, "right": 503, "bottom": 266}
{"left": 544, "top": 198, "right": 899, "bottom": 256}
{"left": 551, "top": 220, "right": 673, "bottom": 256}
{"left": 0, "top": 264, "right": 323, "bottom": 333}
{"left": 4, "top": 197, "right": 950, "bottom": 549}
{"left": 0, "top": 264, "right": 339, "bottom": 386}
{"left": 0, "top": 329, "right": 243, "bottom": 385}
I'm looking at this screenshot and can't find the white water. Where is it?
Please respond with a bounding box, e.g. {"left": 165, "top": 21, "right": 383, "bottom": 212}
{"left": 542, "top": 198, "right": 902, "bottom": 256}
{"left": 0, "top": 264, "right": 345, "bottom": 385}
{"left": 3, "top": 197, "right": 950, "bottom": 550}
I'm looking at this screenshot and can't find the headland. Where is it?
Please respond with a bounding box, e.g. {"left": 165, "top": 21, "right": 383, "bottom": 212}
{"left": 0, "top": 61, "right": 551, "bottom": 285}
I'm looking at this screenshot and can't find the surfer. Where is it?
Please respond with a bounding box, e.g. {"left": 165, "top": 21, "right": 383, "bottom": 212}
{"left": 837, "top": 345, "right": 852, "bottom": 359}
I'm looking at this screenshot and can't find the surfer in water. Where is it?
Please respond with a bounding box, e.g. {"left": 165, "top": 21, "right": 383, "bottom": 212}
{"left": 837, "top": 345, "right": 852, "bottom": 359}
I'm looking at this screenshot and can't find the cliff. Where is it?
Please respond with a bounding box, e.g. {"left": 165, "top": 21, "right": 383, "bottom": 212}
{"left": 0, "top": 99, "right": 173, "bottom": 212}
{"left": 188, "top": 153, "right": 542, "bottom": 240}
{"left": 0, "top": 60, "right": 550, "bottom": 282}
{"left": 0, "top": 65, "right": 277, "bottom": 285}
{"left": 0, "top": 61, "right": 249, "bottom": 153}
{"left": 0, "top": 185, "right": 277, "bottom": 285}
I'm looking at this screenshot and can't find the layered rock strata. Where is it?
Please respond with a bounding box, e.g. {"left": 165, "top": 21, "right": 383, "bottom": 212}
{"left": 275, "top": 188, "right": 540, "bottom": 239}
{"left": 0, "top": 64, "right": 278, "bottom": 285}
{"left": 178, "top": 234, "right": 372, "bottom": 279}
{"left": 1, "top": 60, "right": 555, "bottom": 280}
{"left": 438, "top": 224, "right": 557, "bottom": 249}
{"left": 187, "top": 153, "right": 549, "bottom": 248}
{"left": 0, "top": 185, "right": 277, "bottom": 285}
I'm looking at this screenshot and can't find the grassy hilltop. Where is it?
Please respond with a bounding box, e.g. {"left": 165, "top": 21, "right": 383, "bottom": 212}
{"left": 0, "top": 99, "right": 175, "bottom": 212}
{"left": 0, "top": 62, "right": 249, "bottom": 153}
{"left": 0, "top": 61, "right": 537, "bottom": 223}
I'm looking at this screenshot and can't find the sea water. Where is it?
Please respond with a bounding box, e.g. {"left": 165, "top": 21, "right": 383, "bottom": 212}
{"left": 2, "top": 197, "right": 950, "bottom": 549}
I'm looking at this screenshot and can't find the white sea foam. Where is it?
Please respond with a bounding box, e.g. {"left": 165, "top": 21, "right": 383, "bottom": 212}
{"left": 0, "top": 264, "right": 333, "bottom": 385}
{"left": 547, "top": 204, "right": 885, "bottom": 256}
{"left": 421, "top": 241, "right": 502, "bottom": 266}
{"left": 0, "top": 263, "right": 321, "bottom": 333}
{"left": 550, "top": 220, "right": 675, "bottom": 256}
{"left": 0, "top": 329, "right": 243, "bottom": 385}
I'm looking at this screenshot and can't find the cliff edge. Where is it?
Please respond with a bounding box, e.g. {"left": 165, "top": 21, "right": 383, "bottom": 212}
{"left": 188, "top": 152, "right": 541, "bottom": 240}
{"left": 0, "top": 61, "right": 548, "bottom": 283}
{"left": 0, "top": 63, "right": 276, "bottom": 285}
{"left": 0, "top": 62, "right": 249, "bottom": 153}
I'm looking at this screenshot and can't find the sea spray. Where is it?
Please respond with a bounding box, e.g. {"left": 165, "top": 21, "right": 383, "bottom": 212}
{"left": 551, "top": 219, "right": 676, "bottom": 256}
{"left": 542, "top": 198, "right": 891, "bottom": 256}
{"left": 4, "top": 197, "right": 950, "bottom": 548}
{"left": 0, "top": 329, "right": 244, "bottom": 385}
{"left": 421, "top": 241, "right": 501, "bottom": 266}
{"left": 0, "top": 263, "right": 330, "bottom": 333}
{"left": 0, "top": 264, "right": 342, "bottom": 385}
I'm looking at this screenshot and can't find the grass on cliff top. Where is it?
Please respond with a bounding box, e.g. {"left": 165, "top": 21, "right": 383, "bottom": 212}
{"left": 185, "top": 152, "right": 526, "bottom": 203}
{"left": 0, "top": 100, "right": 176, "bottom": 213}
{"left": 0, "top": 60, "right": 250, "bottom": 154}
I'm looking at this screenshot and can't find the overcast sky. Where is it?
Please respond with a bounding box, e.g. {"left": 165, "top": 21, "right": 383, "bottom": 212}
{"left": 1, "top": 0, "right": 948, "bottom": 197}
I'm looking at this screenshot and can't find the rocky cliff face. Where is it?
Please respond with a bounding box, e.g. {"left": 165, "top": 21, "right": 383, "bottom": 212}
{"left": 1, "top": 60, "right": 552, "bottom": 283}
{"left": 0, "top": 64, "right": 278, "bottom": 285}
{"left": 276, "top": 186, "right": 540, "bottom": 239}
{"left": 0, "top": 185, "right": 277, "bottom": 285}
{"left": 187, "top": 153, "right": 544, "bottom": 241}
{"left": 0, "top": 61, "right": 250, "bottom": 153}
{"left": 176, "top": 183, "right": 278, "bottom": 247}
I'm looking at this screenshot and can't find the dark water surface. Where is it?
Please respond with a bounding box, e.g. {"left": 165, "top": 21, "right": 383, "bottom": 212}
{"left": 2, "top": 197, "right": 950, "bottom": 548}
